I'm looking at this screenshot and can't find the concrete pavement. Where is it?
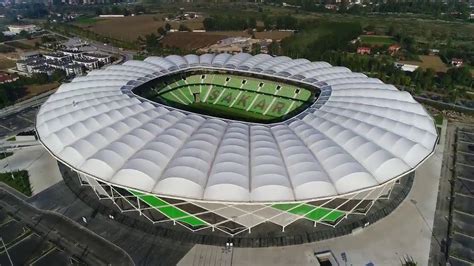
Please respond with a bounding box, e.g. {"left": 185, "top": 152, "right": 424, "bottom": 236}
{"left": 178, "top": 143, "right": 444, "bottom": 266}
{"left": 0, "top": 145, "right": 61, "bottom": 195}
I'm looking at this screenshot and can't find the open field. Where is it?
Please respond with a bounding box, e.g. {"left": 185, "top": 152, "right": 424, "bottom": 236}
{"left": 360, "top": 35, "right": 396, "bottom": 46}
{"left": 15, "top": 38, "right": 42, "bottom": 47}
{"left": 399, "top": 55, "right": 448, "bottom": 72}
{"left": 0, "top": 57, "right": 15, "bottom": 70}
{"left": 4, "top": 41, "right": 35, "bottom": 51}
{"left": 161, "top": 32, "right": 227, "bottom": 50}
{"left": 75, "top": 14, "right": 204, "bottom": 42}
{"left": 74, "top": 14, "right": 293, "bottom": 44}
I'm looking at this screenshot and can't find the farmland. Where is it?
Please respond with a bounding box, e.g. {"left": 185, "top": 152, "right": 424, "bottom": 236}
{"left": 75, "top": 15, "right": 204, "bottom": 42}
{"left": 161, "top": 32, "right": 226, "bottom": 50}
{"left": 74, "top": 14, "right": 293, "bottom": 46}
{"left": 399, "top": 55, "right": 448, "bottom": 72}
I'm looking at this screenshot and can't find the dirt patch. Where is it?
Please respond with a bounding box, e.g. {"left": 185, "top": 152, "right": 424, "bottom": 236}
{"left": 161, "top": 32, "right": 227, "bottom": 50}
{"left": 399, "top": 55, "right": 448, "bottom": 73}
{"left": 0, "top": 57, "right": 16, "bottom": 70}
{"left": 76, "top": 15, "right": 205, "bottom": 42}
{"left": 20, "top": 82, "right": 59, "bottom": 101}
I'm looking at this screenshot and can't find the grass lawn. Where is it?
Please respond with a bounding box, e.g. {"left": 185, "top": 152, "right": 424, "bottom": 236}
{"left": 434, "top": 114, "right": 444, "bottom": 125}
{"left": 468, "top": 65, "right": 474, "bottom": 76}
{"left": 0, "top": 170, "right": 32, "bottom": 196}
{"left": 360, "top": 35, "right": 396, "bottom": 46}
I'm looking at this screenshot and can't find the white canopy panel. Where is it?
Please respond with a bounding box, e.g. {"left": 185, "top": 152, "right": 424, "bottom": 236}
{"left": 36, "top": 53, "right": 437, "bottom": 203}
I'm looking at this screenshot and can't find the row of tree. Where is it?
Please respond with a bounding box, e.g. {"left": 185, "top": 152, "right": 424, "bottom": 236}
{"left": 202, "top": 14, "right": 300, "bottom": 31}
{"left": 94, "top": 5, "right": 147, "bottom": 17}
{"left": 203, "top": 16, "right": 257, "bottom": 31}
{"left": 315, "top": 50, "right": 472, "bottom": 101}
{"left": 280, "top": 21, "right": 362, "bottom": 59}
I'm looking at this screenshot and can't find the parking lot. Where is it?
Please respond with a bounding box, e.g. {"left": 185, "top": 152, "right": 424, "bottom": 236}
{"left": 0, "top": 210, "right": 80, "bottom": 265}
{"left": 0, "top": 105, "right": 38, "bottom": 139}
{"left": 449, "top": 127, "right": 474, "bottom": 265}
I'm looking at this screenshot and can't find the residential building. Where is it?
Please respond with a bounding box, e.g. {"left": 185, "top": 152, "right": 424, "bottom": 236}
{"left": 357, "top": 47, "right": 371, "bottom": 55}
{"left": 451, "top": 58, "right": 463, "bottom": 67}
{"left": 7, "top": 24, "right": 37, "bottom": 34}
{"left": 388, "top": 44, "right": 401, "bottom": 55}
{"left": 83, "top": 53, "right": 111, "bottom": 64}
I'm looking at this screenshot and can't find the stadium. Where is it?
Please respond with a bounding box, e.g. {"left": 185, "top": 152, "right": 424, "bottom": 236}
{"left": 36, "top": 53, "right": 438, "bottom": 238}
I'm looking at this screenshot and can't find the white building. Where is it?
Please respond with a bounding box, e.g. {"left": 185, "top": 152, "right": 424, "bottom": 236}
{"left": 7, "top": 24, "right": 37, "bottom": 34}
{"left": 83, "top": 53, "right": 111, "bottom": 64}
{"left": 73, "top": 57, "right": 99, "bottom": 70}
{"left": 35, "top": 54, "right": 438, "bottom": 236}
{"left": 395, "top": 62, "right": 419, "bottom": 72}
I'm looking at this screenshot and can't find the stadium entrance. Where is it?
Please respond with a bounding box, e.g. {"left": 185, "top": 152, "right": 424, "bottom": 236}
{"left": 133, "top": 71, "right": 317, "bottom": 123}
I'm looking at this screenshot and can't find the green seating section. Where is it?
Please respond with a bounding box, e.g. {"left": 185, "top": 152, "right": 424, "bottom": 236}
{"left": 129, "top": 190, "right": 208, "bottom": 227}
{"left": 155, "top": 74, "right": 312, "bottom": 121}
{"left": 272, "top": 203, "right": 345, "bottom": 223}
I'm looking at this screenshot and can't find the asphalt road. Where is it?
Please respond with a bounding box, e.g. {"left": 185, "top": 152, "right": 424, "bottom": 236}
{"left": 0, "top": 184, "right": 133, "bottom": 265}
{"left": 0, "top": 91, "right": 51, "bottom": 139}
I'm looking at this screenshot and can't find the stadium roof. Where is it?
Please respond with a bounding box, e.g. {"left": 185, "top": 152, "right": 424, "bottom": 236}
{"left": 36, "top": 53, "right": 438, "bottom": 203}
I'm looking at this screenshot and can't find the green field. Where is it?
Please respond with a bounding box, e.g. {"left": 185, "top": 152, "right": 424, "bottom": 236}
{"left": 0, "top": 170, "right": 32, "bottom": 196}
{"left": 138, "top": 74, "right": 313, "bottom": 123}
{"left": 359, "top": 35, "right": 396, "bottom": 46}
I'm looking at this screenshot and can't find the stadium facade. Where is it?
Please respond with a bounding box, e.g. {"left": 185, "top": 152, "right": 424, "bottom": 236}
{"left": 36, "top": 53, "right": 438, "bottom": 236}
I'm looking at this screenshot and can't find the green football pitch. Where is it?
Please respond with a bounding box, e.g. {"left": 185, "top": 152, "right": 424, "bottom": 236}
{"left": 144, "top": 73, "right": 313, "bottom": 123}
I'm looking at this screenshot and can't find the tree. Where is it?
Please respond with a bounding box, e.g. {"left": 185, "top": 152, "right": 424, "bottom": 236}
{"left": 387, "top": 25, "right": 396, "bottom": 36}
{"left": 251, "top": 43, "right": 261, "bottom": 55}
{"left": 364, "top": 24, "right": 375, "bottom": 32}
{"left": 122, "top": 8, "right": 130, "bottom": 16}
{"left": 268, "top": 41, "right": 279, "bottom": 55}
{"left": 178, "top": 24, "right": 191, "bottom": 32}
{"left": 203, "top": 18, "right": 216, "bottom": 31}
{"left": 19, "top": 30, "right": 31, "bottom": 39}
{"left": 247, "top": 17, "right": 257, "bottom": 29}
{"left": 0, "top": 32, "right": 6, "bottom": 43}
{"left": 447, "top": 67, "right": 472, "bottom": 87}
{"left": 51, "top": 69, "right": 66, "bottom": 81}
{"left": 157, "top": 27, "right": 166, "bottom": 36}
{"left": 111, "top": 6, "right": 120, "bottom": 15}
{"left": 95, "top": 7, "right": 102, "bottom": 16}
